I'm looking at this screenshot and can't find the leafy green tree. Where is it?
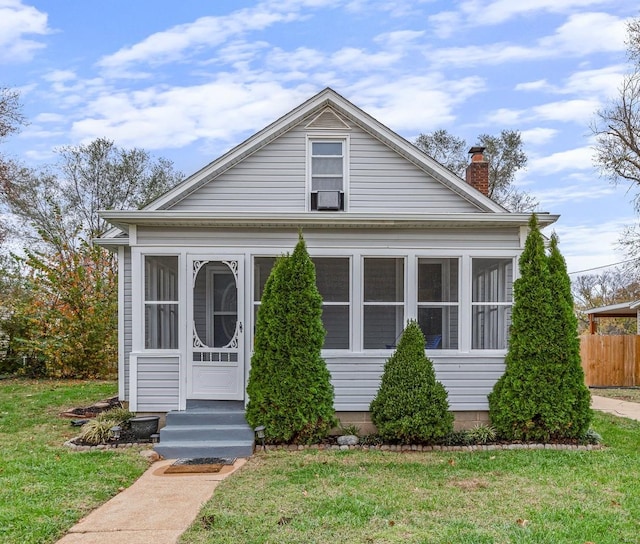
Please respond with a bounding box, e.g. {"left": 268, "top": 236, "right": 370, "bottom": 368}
{"left": 0, "top": 138, "right": 181, "bottom": 377}
{"left": 489, "top": 216, "right": 591, "bottom": 441}
{"left": 414, "top": 129, "right": 535, "bottom": 212}
{"left": 3, "top": 239, "right": 117, "bottom": 378}
{"left": 246, "top": 234, "right": 336, "bottom": 444}
{"left": 370, "top": 320, "right": 453, "bottom": 443}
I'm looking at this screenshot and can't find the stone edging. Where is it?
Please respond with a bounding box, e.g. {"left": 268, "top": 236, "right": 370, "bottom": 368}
{"left": 262, "top": 443, "right": 603, "bottom": 452}
{"left": 64, "top": 438, "right": 603, "bottom": 453}
{"left": 63, "top": 438, "right": 149, "bottom": 452}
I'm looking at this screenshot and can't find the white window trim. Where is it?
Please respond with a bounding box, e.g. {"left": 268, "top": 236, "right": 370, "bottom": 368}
{"left": 416, "top": 256, "right": 461, "bottom": 351}
{"left": 132, "top": 249, "right": 183, "bottom": 354}
{"left": 361, "top": 256, "right": 407, "bottom": 351}
{"left": 251, "top": 254, "right": 353, "bottom": 352}
{"left": 305, "top": 134, "right": 350, "bottom": 212}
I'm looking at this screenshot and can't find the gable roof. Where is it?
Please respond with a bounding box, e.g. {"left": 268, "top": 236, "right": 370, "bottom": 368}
{"left": 145, "top": 87, "right": 505, "bottom": 213}
{"left": 98, "top": 87, "right": 559, "bottom": 242}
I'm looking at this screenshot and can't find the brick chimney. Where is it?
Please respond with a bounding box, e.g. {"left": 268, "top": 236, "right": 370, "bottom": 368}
{"left": 465, "top": 146, "right": 489, "bottom": 196}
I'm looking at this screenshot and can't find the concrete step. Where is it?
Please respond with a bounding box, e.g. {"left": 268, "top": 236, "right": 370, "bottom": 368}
{"left": 165, "top": 409, "right": 248, "bottom": 426}
{"left": 154, "top": 440, "right": 254, "bottom": 460}
{"left": 160, "top": 424, "right": 255, "bottom": 442}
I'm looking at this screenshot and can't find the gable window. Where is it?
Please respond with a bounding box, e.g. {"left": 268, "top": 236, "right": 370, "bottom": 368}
{"left": 471, "top": 258, "right": 513, "bottom": 349}
{"left": 144, "top": 256, "right": 179, "bottom": 349}
{"left": 363, "top": 258, "right": 404, "bottom": 349}
{"left": 309, "top": 140, "right": 345, "bottom": 211}
{"left": 417, "top": 258, "right": 459, "bottom": 349}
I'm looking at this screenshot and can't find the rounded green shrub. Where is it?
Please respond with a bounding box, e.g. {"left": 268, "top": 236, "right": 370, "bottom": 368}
{"left": 246, "top": 233, "right": 336, "bottom": 444}
{"left": 370, "top": 320, "right": 453, "bottom": 443}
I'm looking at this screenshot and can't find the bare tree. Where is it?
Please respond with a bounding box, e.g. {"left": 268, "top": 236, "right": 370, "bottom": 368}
{"left": 592, "top": 18, "right": 640, "bottom": 202}
{"left": 1, "top": 138, "right": 183, "bottom": 251}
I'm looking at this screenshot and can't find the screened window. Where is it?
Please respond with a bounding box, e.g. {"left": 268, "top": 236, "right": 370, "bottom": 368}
{"left": 363, "top": 258, "right": 404, "bottom": 349}
{"left": 417, "top": 258, "right": 459, "bottom": 349}
{"left": 144, "top": 256, "right": 179, "bottom": 349}
{"left": 253, "top": 256, "right": 351, "bottom": 349}
{"left": 472, "top": 258, "right": 513, "bottom": 349}
{"left": 314, "top": 258, "right": 350, "bottom": 349}
{"left": 310, "top": 140, "right": 344, "bottom": 210}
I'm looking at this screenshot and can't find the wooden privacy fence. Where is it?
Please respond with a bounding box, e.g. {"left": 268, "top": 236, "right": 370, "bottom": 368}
{"left": 580, "top": 335, "right": 640, "bottom": 387}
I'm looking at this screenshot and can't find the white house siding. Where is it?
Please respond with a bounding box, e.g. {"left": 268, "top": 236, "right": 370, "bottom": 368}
{"left": 170, "top": 130, "right": 307, "bottom": 212}
{"left": 326, "top": 355, "right": 505, "bottom": 412}
{"left": 169, "top": 122, "right": 481, "bottom": 214}
{"left": 348, "top": 128, "right": 478, "bottom": 213}
{"left": 123, "top": 246, "right": 132, "bottom": 401}
{"left": 129, "top": 225, "right": 521, "bottom": 412}
{"left": 134, "top": 355, "right": 180, "bottom": 412}
{"left": 135, "top": 226, "right": 520, "bottom": 249}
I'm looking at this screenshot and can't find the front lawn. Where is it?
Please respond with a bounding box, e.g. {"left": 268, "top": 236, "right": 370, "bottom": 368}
{"left": 0, "top": 379, "right": 149, "bottom": 544}
{"left": 181, "top": 412, "right": 640, "bottom": 544}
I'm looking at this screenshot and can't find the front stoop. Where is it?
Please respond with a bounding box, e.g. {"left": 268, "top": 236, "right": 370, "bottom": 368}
{"left": 154, "top": 401, "right": 255, "bottom": 459}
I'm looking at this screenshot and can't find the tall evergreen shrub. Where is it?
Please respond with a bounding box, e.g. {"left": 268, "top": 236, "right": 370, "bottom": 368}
{"left": 370, "top": 320, "right": 453, "bottom": 443}
{"left": 246, "top": 234, "right": 336, "bottom": 444}
{"left": 488, "top": 215, "right": 592, "bottom": 441}
{"left": 545, "top": 233, "right": 592, "bottom": 436}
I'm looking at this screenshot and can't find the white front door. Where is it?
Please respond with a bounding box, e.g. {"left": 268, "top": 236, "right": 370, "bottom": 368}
{"left": 187, "top": 256, "right": 244, "bottom": 400}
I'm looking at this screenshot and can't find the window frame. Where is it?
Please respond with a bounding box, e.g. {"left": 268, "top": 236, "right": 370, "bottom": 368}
{"left": 470, "top": 257, "right": 515, "bottom": 351}
{"left": 362, "top": 256, "right": 406, "bottom": 350}
{"left": 306, "top": 134, "right": 349, "bottom": 212}
{"left": 251, "top": 255, "right": 352, "bottom": 351}
{"left": 416, "top": 257, "right": 460, "bottom": 350}
{"left": 143, "top": 254, "right": 180, "bottom": 351}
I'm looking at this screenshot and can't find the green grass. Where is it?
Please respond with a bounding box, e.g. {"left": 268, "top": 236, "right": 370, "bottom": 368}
{"left": 181, "top": 412, "right": 640, "bottom": 544}
{"left": 0, "top": 379, "right": 149, "bottom": 544}
{"left": 591, "top": 387, "right": 640, "bottom": 403}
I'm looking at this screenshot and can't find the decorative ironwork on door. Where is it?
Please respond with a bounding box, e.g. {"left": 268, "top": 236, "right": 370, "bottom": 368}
{"left": 191, "top": 260, "right": 239, "bottom": 363}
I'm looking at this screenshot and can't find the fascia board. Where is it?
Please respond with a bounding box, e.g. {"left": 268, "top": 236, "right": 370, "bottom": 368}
{"left": 98, "top": 210, "right": 559, "bottom": 230}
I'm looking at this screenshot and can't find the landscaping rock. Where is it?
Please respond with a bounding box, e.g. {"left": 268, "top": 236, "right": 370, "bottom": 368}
{"left": 337, "top": 435, "right": 359, "bottom": 446}
{"left": 140, "top": 450, "right": 160, "bottom": 462}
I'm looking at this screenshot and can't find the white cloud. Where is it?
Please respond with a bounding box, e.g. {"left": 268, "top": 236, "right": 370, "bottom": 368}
{"left": 457, "top": 0, "right": 609, "bottom": 27}
{"left": 552, "top": 219, "right": 632, "bottom": 274}
{"left": 430, "top": 11, "right": 628, "bottom": 68}
{"left": 515, "top": 79, "right": 553, "bottom": 92}
{"left": 96, "top": 0, "right": 340, "bottom": 77}
{"left": 0, "top": 0, "right": 50, "bottom": 63}
{"left": 533, "top": 99, "right": 601, "bottom": 124}
{"left": 69, "top": 81, "right": 310, "bottom": 150}
{"left": 521, "top": 127, "right": 558, "bottom": 146}
{"left": 349, "top": 75, "right": 486, "bottom": 132}
{"left": 539, "top": 12, "right": 627, "bottom": 56}
{"left": 528, "top": 146, "right": 595, "bottom": 175}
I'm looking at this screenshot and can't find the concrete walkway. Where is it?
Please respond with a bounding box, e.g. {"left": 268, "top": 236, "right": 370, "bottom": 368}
{"left": 56, "top": 458, "right": 246, "bottom": 544}
{"left": 591, "top": 395, "right": 640, "bottom": 422}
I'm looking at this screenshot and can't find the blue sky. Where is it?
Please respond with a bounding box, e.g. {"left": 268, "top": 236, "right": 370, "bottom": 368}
{"left": 1, "top": 0, "right": 638, "bottom": 274}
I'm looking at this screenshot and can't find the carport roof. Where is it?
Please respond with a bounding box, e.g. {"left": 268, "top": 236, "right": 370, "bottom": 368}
{"left": 585, "top": 301, "right": 640, "bottom": 318}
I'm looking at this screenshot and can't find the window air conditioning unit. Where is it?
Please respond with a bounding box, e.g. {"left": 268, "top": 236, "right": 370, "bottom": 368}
{"left": 316, "top": 190, "right": 341, "bottom": 210}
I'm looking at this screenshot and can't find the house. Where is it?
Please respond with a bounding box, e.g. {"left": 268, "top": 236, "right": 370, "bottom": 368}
{"left": 98, "top": 88, "right": 558, "bottom": 455}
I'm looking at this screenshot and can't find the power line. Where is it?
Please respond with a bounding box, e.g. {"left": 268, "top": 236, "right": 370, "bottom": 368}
{"left": 568, "top": 258, "right": 638, "bottom": 275}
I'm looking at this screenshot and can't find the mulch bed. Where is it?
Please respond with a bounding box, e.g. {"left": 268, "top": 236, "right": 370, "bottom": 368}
{"left": 59, "top": 396, "right": 121, "bottom": 419}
